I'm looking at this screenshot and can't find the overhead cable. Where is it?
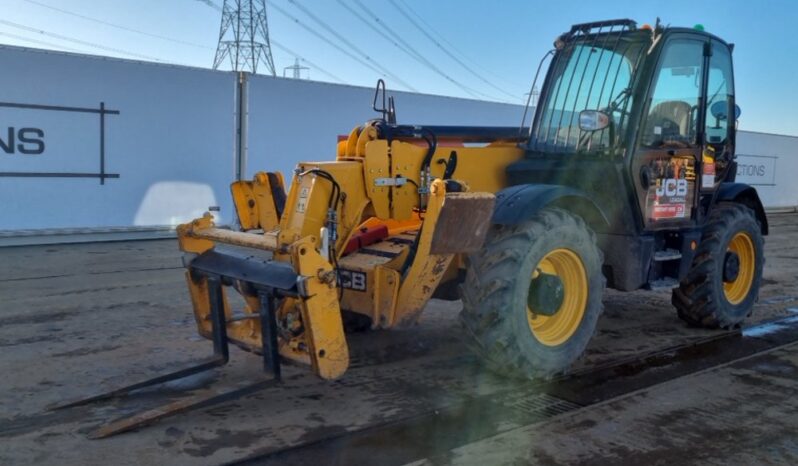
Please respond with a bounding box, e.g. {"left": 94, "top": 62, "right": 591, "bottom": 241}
{"left": 393, "top": 0, "right": 526, "bottom": 89}
{"left": 23, "top": 0, "right": 210, "bottom": 49}
{"left": 270, "top": 38, "right": 346, "bottom": 83}
{"left": 0, "top": 30, "right": 85, "bottom": 53}
{"left": 194, "top": 0, "right": 223, "bottom": 12}
{"left": 279, "top": 0, "right": 417, "bottom": 91}
{"left": 351, "top": 0, "right": 499, "bottom": 101}
{"left": 388, "top": 0, "right": 523, "bottom": 101}
{"left": 0, "top": 19, "right": 167, "bottom": 62}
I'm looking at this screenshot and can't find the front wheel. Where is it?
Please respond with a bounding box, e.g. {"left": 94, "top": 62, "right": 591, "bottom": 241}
{"left": 460, "top": 208, "right": 604, "bottom": 379}
{"left": 672, "top": 203, "right": 764, "bottom": 328}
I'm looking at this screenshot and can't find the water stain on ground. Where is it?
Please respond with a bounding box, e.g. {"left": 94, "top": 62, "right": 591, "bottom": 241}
{"left": 52, "top": 345, "right": 122, "bottom": 358}
{"left": 183, "top": 428, "right": 270, "bottom": 457}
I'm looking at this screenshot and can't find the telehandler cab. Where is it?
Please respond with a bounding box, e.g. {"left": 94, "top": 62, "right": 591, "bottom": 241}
{"left": 61, "top": 19, "right": 767, "bottom": 437}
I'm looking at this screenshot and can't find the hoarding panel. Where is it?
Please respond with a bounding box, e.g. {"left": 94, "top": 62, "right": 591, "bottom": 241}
{"left": 245, "top": 75, "right": 525, "bottom": 181}
{"left": 0, "top": 46, "right": 237, "bottom": 230}
{"left": 737, "top": 131, "right": 798, "bottom": 209}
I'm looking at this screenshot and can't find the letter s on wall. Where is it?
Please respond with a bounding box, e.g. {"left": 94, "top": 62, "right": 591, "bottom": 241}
{"left": 17, "top": 128, "right": 45, "bottom": 155}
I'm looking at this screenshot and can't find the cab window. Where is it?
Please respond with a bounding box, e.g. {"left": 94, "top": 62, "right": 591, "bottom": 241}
{"left": 532, "top": 38, "right": 646, "bottom": 153}
{"left": 641, "top": 39, "right": 705, "bottom": 148}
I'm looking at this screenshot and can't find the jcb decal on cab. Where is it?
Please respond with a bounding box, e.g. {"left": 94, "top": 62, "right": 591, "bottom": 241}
{"left": 655, "top": 178, "right": 688, "bottom": 197}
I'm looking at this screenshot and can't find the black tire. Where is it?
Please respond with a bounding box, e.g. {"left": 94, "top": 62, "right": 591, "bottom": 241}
{"left": 460, "top": 208, "right": 605, "bottom": 379}
{"left": 672, "top": 203, "right": 764, "bottom": 329}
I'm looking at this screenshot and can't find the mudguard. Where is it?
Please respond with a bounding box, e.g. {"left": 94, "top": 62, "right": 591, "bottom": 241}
{"left": 491, "top": 184, "right": 609, "bottom": 230}
{"left": 717, "top": 182, "right": 769, "bottom": 235}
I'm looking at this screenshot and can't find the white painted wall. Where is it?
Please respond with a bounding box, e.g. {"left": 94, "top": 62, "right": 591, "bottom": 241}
{"left": 736, "top": 130, "right": 798, "bottom": 209}
{"left": 0, "top": 46, "right": 796, "bottom": 240}
{"left": 0, "top": 46, "right": 525, "bottom": 235}
{"left": 0, "top": 45, "right": 237, "bottom": 230}
{"left": 245, "top": 74, "right": 525, "bottom": 179}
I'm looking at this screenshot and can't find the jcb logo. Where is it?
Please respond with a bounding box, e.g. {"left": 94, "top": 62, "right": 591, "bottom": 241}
{"left": 656, "top": 178, "right": 688, "bottom": 197}
{"left": 1, "top": 127, "right": 45, "bottom": 155}
{"left": 339, "top": 269, "right": 367, "bottom": 292}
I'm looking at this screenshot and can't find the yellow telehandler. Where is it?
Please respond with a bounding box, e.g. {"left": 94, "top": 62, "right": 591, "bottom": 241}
{"left": 60, "top": 19, "right": 768, "bottom": 437}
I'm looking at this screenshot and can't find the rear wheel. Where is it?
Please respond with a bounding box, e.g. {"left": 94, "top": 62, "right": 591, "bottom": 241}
{"left": 672, "top": 203, "right": 764, "bottom": 328}
{"left": 460, "top": 208, "right": 604, "bottom": 379}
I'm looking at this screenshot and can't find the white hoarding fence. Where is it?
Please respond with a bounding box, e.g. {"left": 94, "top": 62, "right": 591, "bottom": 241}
{"left": 245, "top": 74, "right": 525, "bottom": 180}
{"left": 735, "top": 154, "right": 777, "bottom": 186}
{"left": 0, "top": 101, "right": 119, "bottom": 183}
{"left": 736, "top": 131, "right": 798, "bottom": 209}
{"left": 1, "top": 46, "right": 798, "bottom": 245}
{"left": 0, "top": 45, "right": 238, "bottom": 237}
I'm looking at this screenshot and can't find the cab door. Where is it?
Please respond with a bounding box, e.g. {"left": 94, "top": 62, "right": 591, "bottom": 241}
{"left": 631, "top": 35, "right": 708, "bottom": 230}
{"left": 701, "top": 39, "right": 736, "bottom": 191}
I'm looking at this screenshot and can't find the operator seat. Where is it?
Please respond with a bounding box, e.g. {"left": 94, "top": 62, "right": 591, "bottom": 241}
{"left": 645, "top": 100, "right": 692, "bottom": 143}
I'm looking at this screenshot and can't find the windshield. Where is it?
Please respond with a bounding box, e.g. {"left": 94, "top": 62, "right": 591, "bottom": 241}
{"left": 530, "top": 34, "right": 648, "bottom": 154}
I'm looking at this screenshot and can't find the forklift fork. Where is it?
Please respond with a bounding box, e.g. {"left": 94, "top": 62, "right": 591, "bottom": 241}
{"left": 50, "top": 274, "right": 282, "bottom": 439}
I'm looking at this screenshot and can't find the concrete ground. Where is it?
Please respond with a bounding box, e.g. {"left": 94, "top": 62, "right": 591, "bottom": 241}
{"left": 1, "top": 214, "right": 797, "bottom": 465}
{"left": 413, "top": 340, "right": 798, "bottom": 465}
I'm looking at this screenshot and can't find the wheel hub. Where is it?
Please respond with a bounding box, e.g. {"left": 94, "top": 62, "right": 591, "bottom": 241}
{"left": 723, "top": 232, "right": 756, "bottom": 305}
{"left": 528, "top": 272, "right": 565, "bottom": 316}
{"left": 723, "top": 251, "right": 740, "bottom": 282}
{"left": 527, "top": 248, "right": 589, "bottom": 347}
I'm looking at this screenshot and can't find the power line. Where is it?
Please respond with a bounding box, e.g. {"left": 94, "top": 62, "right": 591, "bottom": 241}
{"left": 0, "top": 30, "right": 85, "bottom": 54}
{"left": 349, "top": 0, "right": 501, "bottom": 101}
{"left": 254, "top": 1, "right": 386, "bottom": 84}
{"left": 393, "top": 0, "right": 526, "bottom": 90}
{"left": 278, "top": 0, "right": 417, "bottom": 91}
{"left": 334, "top": 0, "right": 417, "bottom": 59}
{"left": 388, "top": 0, "right": 524, "bottom": 100}
{"left": 0, "top": 19, "right": 169, "bottom": 62}
{"left": 337, "top": 0, "right": 479, "bottom": 97}
{"left": 5, "top": 0, "right": 344, "bottom": 83}
{"left": 195, "top": 0, "right": 223, "bottom": 12}
{"left": 23, "top": 0, "right": 210, "bottom": 50}
{"left": 268, "top": 39, "right": 345, "bottom": 82}
{"left": 388, "top": 0, "right": 519, "bottom": 100}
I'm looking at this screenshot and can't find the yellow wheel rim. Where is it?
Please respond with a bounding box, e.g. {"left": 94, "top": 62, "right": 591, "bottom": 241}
{"left": 723, "top": 232, "right": 755, "bottom": 305}
{"left": 527, "top": 248, "right": 588, "bottom": 347}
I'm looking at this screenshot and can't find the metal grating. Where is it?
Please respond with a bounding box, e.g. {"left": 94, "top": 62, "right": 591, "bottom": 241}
{"left": 504, "top": 392, "right": 583, "bottom": 419}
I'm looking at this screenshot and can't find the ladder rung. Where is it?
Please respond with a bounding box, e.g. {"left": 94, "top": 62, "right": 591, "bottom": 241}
{"left": 654, "top": 249, "right": 682, "bottom": 261}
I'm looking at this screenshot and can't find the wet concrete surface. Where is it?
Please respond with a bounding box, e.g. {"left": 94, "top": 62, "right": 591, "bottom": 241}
{"left": 256, "top": 321, "right": 798, "bottom": 466}
{"left": 1, "top": 214, "right": 797, "bottom": 465}
{"left": 416, "top": 339, "right": 798, "bottom": 466}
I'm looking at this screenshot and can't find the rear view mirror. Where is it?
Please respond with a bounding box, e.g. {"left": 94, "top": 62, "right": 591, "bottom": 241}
{"left": 579, "top": 110, "right": 610, "bottom": 132}
{"left": 710, "top": 101, "right": 742, "bottom": 121}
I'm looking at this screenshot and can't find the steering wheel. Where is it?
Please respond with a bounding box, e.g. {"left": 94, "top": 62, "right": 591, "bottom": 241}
{"left": 648, "top": 117, "right": 690, "bottom": 149}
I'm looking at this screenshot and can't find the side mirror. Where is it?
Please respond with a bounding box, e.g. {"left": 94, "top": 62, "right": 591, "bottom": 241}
{"left": 710, "top": 101, "right": 742, "bottom": 121}
{"left": 579, "top": 110, "right": 610, "bottom": 132}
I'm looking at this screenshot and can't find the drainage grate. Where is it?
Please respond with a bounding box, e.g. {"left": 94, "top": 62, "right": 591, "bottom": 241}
{"left": 504, "top": 392, "right": 582, "bottom": 419}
